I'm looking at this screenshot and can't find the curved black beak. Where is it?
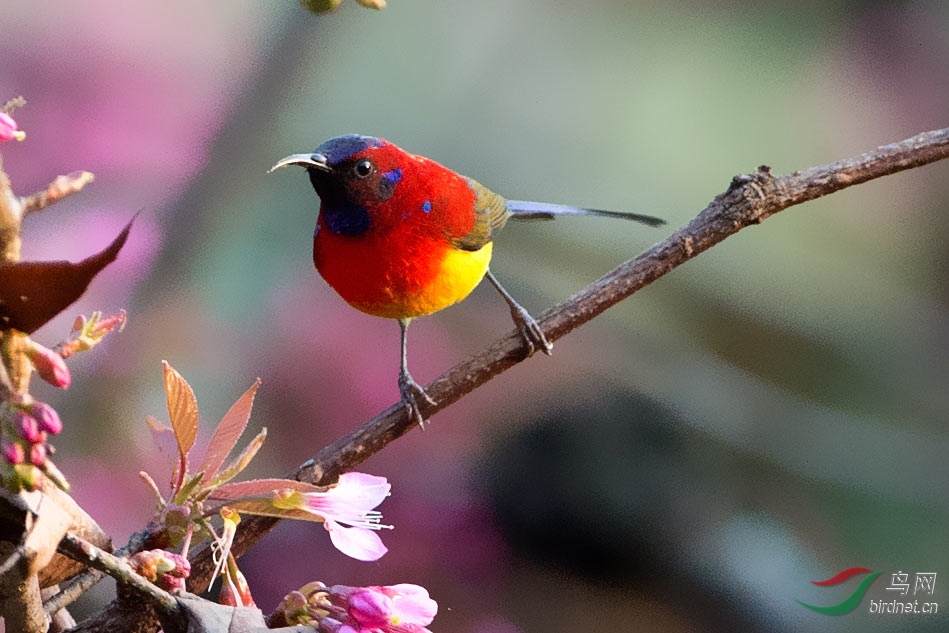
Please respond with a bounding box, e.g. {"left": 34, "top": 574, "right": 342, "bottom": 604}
{"left": 268, "top": 152, "right": 331, "bottom": 174}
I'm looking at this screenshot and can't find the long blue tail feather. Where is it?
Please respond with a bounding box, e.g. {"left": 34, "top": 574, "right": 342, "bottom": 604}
{"left": 506, "top": 200, "right": 665, "bottom": 227}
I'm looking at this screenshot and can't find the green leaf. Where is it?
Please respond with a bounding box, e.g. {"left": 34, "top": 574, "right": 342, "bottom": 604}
{"left": 173, "top": 471, "right": 206, "bottom": 506}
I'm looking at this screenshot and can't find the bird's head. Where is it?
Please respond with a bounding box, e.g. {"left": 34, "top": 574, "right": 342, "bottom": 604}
{"left": 272, "top": 133, "right": 408, "bottom": 202}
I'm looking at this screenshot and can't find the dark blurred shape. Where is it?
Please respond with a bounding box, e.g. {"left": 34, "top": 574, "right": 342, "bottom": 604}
{"left": 0, "top": 219, "right": 132, "bottom": 333}
{"left": 479, "top": 392, "right": 782, "bottom": 632}
{"left": 484, "top": 395, "right": 679, "bottom": 577}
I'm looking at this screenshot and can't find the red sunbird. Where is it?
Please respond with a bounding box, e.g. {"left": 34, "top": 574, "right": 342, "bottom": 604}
{"left": 271, "top": 135, "right": 664, "bottom": 426}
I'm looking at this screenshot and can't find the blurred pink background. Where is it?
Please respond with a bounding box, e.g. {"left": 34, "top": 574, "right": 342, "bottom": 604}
{"left": 2, "top": 2, "right": 948, "bottom": 632}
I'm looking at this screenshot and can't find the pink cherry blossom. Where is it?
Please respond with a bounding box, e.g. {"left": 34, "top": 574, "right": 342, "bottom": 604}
{"left": 297, "top": 472, "right": 392, "bottom": 561}
{"left": 0, "top": 112, "right": 25, "bottom": 142}
{"left": 328, "top": 583, "right": 438, "bottom": 633}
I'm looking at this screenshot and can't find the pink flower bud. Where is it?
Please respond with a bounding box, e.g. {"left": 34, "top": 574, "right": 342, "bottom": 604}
{"left": 280, "top": 591, "right": 310, "bottom": 624}
{"left": 164, "top": 552, "right": 191, "bottom": 578}
{"left": 26, "top": 341, "right": 71, "bottom": 388}
{"left": 153, "top": 551, "right": 192, "bottom": 590}
{"left": 30, "top": 443, "right": 47, "bottom": 467}
{"left": 157, "top": 574, "right": 187, "bottom": 593}
{"left": 134, "top": 551, "right": 159, "bottom": 579}
{"left": 164, "top": 504, "right": 192, "bottom": 526}
{"left": 130, "top": 549, "right": 189, "bottom": 586}
{"left": 348, "top": 589, "right": 392, "bottom": 628}
{"left": 219, "top": 580, "right": 239, "bottom": 606}
{"left": 31, "top": 402, "right": 63, "bottom": 435}
{"left": 284, "top": 590, "right": 308, "bottom": 610}
{"left": 219, "top": 565, "right": 255, "bottom": 607}
{"left": 0, "top": 112, "right": 25, "bottom": 142}
{"left": 2, "top": 441, "right": 25, "bottom": 465}
{"left": 93, "top": 310, "right": 127, "bottom": 336}
{"left": 59, "top": 310, "right": 128, "bottom": 359}
{"left": 13, "top": 410, "right": 41, "bottom": 443}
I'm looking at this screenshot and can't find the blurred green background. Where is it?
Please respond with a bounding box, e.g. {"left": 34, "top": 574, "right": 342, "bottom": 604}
{"left": 2, "top": 1, "right": 948, "bottom": 631}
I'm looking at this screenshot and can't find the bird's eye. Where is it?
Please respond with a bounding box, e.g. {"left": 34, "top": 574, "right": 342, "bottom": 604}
{"left": 353, "top": 159, "right": 374, "bottom": 179}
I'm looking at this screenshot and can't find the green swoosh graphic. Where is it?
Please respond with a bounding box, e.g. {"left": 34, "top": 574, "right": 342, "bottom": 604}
{"left": 797, "top": 571, "right": 883, "bottom": 615}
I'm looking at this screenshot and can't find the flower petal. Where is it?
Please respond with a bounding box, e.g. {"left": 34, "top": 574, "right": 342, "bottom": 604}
{"left": 349, "top": 589, "right": 393, "bottom": 628}
{"left": 329, "top": 472, "right": 391, "bottom": 507}
{"left": 303, "top": 472, "right": 391, "bottom": 526}
{"left": 0, "top": 112, "right": 25, "bottom": 142}
{"left": 325, "top": 520, "right": 388, "bottom": 561}
{"left": 385, "top": 584, "right": 438, "bottom": 625}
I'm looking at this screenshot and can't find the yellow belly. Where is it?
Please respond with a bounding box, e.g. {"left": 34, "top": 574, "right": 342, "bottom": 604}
{"left": 355, "top": 242, "right": 493, "bottom": 319}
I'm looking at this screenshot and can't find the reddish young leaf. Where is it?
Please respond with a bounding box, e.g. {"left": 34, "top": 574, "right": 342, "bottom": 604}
{"left": 197, "top": 378, "right": 261, "bottom": 485}
{"left": 0, "top": 219, "right": 132, "bottom": 334}
{"left": 217, "top": 497, "right": 320, "bottom": 522}
{"left": 210, "top": 479, "right": 330, "bottom": 522}
{"left": 146, "top": 414, "right": 183, "bottom": 491}
{"left": 212, "top": 478, "right": 326, "bottom": 499}
{"left": 203, "top": 428, "right": 267, "bottom": 488}
{"left": 146, "top": 415, "right": 179, "bottom": 467}
{"left": 162, "top": 361, "right": 199, "bottom": 469}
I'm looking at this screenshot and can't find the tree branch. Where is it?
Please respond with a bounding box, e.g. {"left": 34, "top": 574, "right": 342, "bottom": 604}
{"left": 42, "top": 568, "right": 103, "bottom": 619}
{"left": 308, "top": 126, "right": 949, "bottom": 472}
{"left": 56, "top": 533, "right": 178, "bottom": 615}
{"left": 20, "top": 171, "right": 95, "bottom": 216}
{"left": 72, "top": 127, "right": 949, "bottom": 630}
{"left": 176, "top": 127, "right": 949, "bottom": 592}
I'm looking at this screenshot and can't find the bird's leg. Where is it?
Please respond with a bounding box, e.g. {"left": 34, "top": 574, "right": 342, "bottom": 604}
{"left": 397, "top": 318, "right": 436, "bottom": 427}
{"left": 484, "top": 269, "right": 553, "bottom": 356}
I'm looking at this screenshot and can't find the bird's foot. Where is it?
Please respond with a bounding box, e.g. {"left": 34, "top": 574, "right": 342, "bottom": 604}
{"left": 398, "top": 370, "right": 436, "bottom": 428}
{"left": 509, "top": 304, "right": 553, "bottom": 357}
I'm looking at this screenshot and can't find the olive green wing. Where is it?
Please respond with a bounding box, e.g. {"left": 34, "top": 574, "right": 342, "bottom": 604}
{"left": 451, "top": 177, "right": 511, "bottom": 252}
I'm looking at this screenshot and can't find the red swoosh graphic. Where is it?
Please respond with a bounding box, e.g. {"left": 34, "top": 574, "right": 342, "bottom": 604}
{"left": 811, "top": 567, "right": 872, "bottom": 586}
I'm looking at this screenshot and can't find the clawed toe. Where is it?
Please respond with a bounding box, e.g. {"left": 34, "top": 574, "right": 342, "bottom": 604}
{"left": 510, "top": 304, "right": 552, "bottom": 357}
{"left": 399, "top": 371, "right": 436, "bottom": 428}
{"left": 485, "top": 269, "right": 553, "bottom": 357}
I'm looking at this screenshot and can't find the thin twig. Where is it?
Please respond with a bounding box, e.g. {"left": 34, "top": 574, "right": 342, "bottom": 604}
{"left": 1, "top": 97, "right": 26, "bottom": 116}
{"left": 56, "top": 532, "right": 178, "bottom": 615}
{"left": 20, "top": 171, "right": 95, "bottom": 215}
{"left": 42, "top": 568, "right": 104, "bottom": 618}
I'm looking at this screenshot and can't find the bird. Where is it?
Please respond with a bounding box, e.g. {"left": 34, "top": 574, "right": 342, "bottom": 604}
{"left": 270, "top": 134, "right": 664, "bottom": 426}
